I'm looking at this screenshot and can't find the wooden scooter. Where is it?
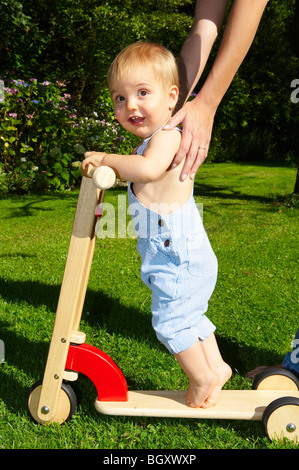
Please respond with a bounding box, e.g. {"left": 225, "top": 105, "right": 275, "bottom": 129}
{"left": 27, "top": 166, "right": 299, "bottom": 443}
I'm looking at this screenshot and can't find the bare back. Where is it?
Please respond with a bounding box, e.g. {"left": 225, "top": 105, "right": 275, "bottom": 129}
{"left": 132, "top": 129, "right": 193, "bottom": 215}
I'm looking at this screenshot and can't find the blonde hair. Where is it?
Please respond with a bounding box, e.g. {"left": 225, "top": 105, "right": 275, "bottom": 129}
{"left": 108, "top": 42, "right": 179, "bottom": 91}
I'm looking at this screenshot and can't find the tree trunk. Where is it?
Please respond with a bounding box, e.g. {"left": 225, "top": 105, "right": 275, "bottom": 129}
{"left": 290, "top": 0, "right": 299, "bottom": 56}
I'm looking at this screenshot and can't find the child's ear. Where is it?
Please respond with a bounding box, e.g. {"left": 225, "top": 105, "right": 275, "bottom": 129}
{"left": 168, "top": 85, "right": 179, "bottom": 111}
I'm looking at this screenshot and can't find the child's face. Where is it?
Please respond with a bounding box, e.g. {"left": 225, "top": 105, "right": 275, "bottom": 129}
{"left": 110, "top": 66, "right": 178, "bottom": 139}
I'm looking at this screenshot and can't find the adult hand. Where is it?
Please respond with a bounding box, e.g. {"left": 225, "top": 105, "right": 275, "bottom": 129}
{"left": 164, "top": 97, "right": 215, "bottom": 181}
{"left": 246, "top": 365, "right": 284, "bottom": 380}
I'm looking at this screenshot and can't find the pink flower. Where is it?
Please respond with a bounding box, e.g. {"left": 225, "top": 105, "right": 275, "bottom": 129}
{"left": 8, "top": 113, "right": 17, "bottom": 118}
{"left": 27, "top": 114, "right": 34, "bottom": 119}
{"left": 5, "top": 88, "right": 18, "bottom": 95}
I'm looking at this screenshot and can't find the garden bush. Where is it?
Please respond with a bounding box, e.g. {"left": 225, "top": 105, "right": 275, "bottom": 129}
{"left": 0, "top": 78, "right": 138, "bottom": 194}
{"left": 1, "top": 0, "right": 298, "bottom": 194}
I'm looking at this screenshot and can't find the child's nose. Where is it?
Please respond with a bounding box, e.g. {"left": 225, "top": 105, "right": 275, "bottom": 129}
{"left": 126, "top": 97, "right": 138, "bottom": 111}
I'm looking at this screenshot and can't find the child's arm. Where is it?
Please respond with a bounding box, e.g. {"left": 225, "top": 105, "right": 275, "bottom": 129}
{"left": 81, "top": 129, "right": 181, "bottom": 183}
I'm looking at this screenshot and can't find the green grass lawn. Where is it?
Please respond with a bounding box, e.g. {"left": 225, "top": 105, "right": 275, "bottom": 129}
{"left": 0, "top": 162, "right": 298, "bottom": 449}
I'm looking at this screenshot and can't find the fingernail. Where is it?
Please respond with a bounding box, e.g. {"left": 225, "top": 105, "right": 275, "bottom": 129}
{"left": 171, "top": 163, "right": 177, "bottom": 168}
{"left": 182, "top": 174, "right": 187, "bottom": 181}
{"left": 190, "top": 173, "right": 195, "bottom": 180}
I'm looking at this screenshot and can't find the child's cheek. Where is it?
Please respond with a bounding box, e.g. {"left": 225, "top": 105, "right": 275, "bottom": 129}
{"left": 115, "top": 109, "right": 124, "bottom": 122}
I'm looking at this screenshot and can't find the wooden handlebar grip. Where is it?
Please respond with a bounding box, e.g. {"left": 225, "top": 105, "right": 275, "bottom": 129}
{"left": 92, "top": 166, "right": 116, "bottom": 190}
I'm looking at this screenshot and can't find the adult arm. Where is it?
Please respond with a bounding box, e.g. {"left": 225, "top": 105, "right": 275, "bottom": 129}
{"left": 165, "top": 0, "right": 269, "bottom": 181}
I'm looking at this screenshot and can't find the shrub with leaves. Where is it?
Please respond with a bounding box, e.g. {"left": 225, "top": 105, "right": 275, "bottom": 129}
{"left": 0, "top": 78, "right": 137, "bottom": 193}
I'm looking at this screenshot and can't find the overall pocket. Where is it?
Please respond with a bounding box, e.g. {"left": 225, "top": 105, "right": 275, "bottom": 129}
{"left": 187, "top": 235, "right": 217, "bottom": 278}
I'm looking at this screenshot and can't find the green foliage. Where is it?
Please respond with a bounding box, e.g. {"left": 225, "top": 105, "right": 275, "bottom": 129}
{"left": 0, "top": 78, "right": 137, "bottom": 194}
{"left": 0, "top": 0, "right": 298, "bottom": 193}
{"left": 0, "top": 0, "right": 193, "bottom": 111}
{"left": 204, "top": 0, "right": 299, "bottom": 165}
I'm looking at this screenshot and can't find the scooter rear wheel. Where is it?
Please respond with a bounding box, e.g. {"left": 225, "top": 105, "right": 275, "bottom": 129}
{"left": 252, "top": 367, "right": 299, "bottom": 391}
{"left": 262, "top": 396, "right": 299, "bottom": 443}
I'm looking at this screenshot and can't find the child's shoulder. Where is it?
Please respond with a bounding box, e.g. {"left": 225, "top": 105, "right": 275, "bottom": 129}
{"left": 150, "top": 126, "right": 181, "bottom": 149}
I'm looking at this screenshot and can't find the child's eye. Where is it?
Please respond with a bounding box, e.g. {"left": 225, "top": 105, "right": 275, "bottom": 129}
{"left": 138, "top": 90, "right": 148, "bottom": 97}
{"left": 115, "top": 95, "right": 125, "bottom": 102}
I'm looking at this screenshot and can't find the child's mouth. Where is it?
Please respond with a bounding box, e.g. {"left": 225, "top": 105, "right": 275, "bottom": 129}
{"left": 129, "top": 116, "right": 145, "bottom": 125}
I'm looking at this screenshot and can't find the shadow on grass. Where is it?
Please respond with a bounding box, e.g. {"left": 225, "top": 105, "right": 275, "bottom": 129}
{"left": 0, "top": 276, "right": 283, "bottom": 420}
{"left": 1, "top": 191, "right": 79, "bottom": 219}
{"left": 193, "top": 180, "right": 296, "bottom": 209}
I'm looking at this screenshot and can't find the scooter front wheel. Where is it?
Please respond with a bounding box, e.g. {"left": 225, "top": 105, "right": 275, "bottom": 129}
{"left": 27, "top": 379, "right": 77, "bottom": 424}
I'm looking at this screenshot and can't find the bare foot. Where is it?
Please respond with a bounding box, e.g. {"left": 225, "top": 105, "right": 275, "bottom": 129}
{"left": 200, "top": 362, "right": 232, "bottom": 408}
{"left": 186, "top": 372, "right": 218, "bottom": 408}
{"left": 175, "top": 337, "right": 232, "bottom": 409}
